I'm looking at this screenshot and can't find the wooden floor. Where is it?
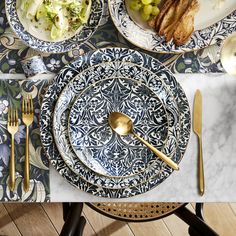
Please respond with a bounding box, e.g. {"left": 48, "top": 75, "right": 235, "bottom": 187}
{"left": 0, "top": 203, "right": 236, "bottom": 236}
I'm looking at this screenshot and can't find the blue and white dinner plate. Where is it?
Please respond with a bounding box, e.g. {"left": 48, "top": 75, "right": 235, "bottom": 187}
{"left": 40, "top": 48, "right": 191, "bottom": 198}
{"left": 68, "top": 77, "right": 169, "bottom": 177}
{"left": 5, "top": 0, "right": 104, "bottom": 53}
{"left": 109, "top": 0, "right": 236, "bottom": 53}
{"left": 53, "top": 61, "right": 180, "bottom": 189}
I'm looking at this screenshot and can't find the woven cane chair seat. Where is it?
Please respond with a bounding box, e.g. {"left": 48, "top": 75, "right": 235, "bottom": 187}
{"left": 88, "top": 203, "right": 185, "bottom": 222}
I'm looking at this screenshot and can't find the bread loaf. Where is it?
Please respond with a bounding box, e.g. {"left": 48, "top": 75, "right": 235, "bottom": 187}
{"left": 173, "top": 0, "right": 199, "bottom": 45}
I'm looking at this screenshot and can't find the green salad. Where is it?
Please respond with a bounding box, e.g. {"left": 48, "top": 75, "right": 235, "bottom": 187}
{"left": 18, "top": 0, "right": 91, "bottom": 40}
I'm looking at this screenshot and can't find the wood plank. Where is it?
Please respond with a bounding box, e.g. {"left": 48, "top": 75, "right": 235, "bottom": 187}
{"left": 229, "top": 203, "right": 236, "bottom": 216}
{"left": 203, "top": 203, "right": 236, "bottom": 236}
{"left": 0, "top": 203, "right": 21, "bottom": 236}
{"left": 42, "top": 203, "right": 96, "bottom": 236}
{"left": 41, "top": 203, "right": 64, "bottom": 233}
{"left": 163, "top": 214, "right": 189, "bottom": 236}
{"left": 83, "top": 205, "right": 134, "bottom": 236}
{"left": 158, "top": 204, "right": 194, "bottom": 236}
{"left": 4, "top": 203, "right": 58, "bottom": 236}
{"left": 128, "top": 219, "right": 172, "bottom": 236}
{"left": 82, "top": 212, "right": 97, "bottom": 236}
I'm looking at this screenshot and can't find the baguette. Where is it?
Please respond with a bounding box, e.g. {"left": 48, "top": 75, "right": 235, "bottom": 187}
{"left": 154, "top": 0, "right": 175, "bottom": 33}
{"left": 173, "top": 0, "right": 200, "bottom": 45}
{"left": 163, "top": 0, "right": 190, "bottom": 42}
{"left": 158, "top": 0, "right": 178, "bottom": 36}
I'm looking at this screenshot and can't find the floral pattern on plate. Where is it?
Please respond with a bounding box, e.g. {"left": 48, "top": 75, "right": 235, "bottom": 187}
{"left": 69, "top": 77, "right": 168, "bottom": 177}
{"left": 40, "top": 48, "right": 190, "bottom": 198}
{"left": 53, "top": 61, "right": 180, "bottom": 189}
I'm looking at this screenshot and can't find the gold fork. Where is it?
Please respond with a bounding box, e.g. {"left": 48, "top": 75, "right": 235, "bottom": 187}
{"left": 7, "top": 108, "right": 19, "bottom": 191}
{"left": 22, "top": 95, "right": 34, "bottom": 192}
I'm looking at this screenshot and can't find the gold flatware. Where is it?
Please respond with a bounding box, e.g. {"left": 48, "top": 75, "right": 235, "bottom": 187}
{"left": 108, "top": 112, "right": 179, "bottom": 171}
{"left": 193, "top": 89, "right": 205, "bottom": 196}
{"left": 22, "top": 95, "right": 34, "bottom": 192}
{"left": 220, "top": 32, "right": 236, "bottom": 76}
{"left": 7, "top": 107, "right": 18, "bottom": 191}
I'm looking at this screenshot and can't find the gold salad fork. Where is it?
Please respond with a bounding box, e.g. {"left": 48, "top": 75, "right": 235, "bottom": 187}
{"left": 22, "top": 95, "right": 34, "bottom": 192}
{"left": 7, "top": 108, "right": 18, "bottom": 191}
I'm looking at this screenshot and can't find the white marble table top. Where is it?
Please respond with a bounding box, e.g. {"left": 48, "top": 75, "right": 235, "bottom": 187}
{"left": 3, "top": 73, "right": 236, "bottom": 202}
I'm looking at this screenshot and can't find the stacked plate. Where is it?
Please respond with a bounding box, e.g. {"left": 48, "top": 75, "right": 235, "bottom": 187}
{"left": 40, "top": 48, "right": 191, "bottom": 198}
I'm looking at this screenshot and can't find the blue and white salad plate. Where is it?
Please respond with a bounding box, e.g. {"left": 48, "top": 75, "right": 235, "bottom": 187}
{"left": 40, "top": 48, "right": 191, "bottom": 198}
{"left": 109, "top": 0, "right": 236, "bottom": 53}
{"left": 5, "top": 0, "right": 104, "bottom": 53}
{"left": 53, "top": 61, "right": 180, "bottom": 189}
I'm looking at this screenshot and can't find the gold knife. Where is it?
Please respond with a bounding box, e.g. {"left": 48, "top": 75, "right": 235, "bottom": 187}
{"left": 193, "top": 89, "right": 205, "bottom": 196}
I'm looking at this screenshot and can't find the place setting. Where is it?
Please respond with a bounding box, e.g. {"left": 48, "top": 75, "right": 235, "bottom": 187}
{"left": 0, "top": 0, "right": 236, "bottom": 202}
{"left": 40, "top": 47, "right": 191, "bottom": 198}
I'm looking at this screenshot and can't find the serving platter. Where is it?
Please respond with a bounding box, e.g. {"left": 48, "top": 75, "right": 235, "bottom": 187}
{"left": 109, "top": 0, "right": 236, "bottom": 53}
{"left": 5, "top": 0, "right": 104, "bottom": 53}
{"left": 40, "top": 48, "right": 191, "bottom": 198}
{"left": 53, "top": 61, "right": 180, "bottom": 189}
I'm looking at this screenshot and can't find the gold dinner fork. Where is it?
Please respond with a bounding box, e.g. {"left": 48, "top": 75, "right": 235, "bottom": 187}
{"left": 7, "top": 108, "right": 18, "bottom": 191}
{"left": 22, "top": 95, "right": 34, "bottom": 192}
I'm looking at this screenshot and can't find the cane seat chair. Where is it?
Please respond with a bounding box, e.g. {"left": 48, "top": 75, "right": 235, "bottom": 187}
{"left": 88, "top": 202, "right": 183, "bottom": 222}
{"left": 60, "top": 202, "right": 219, "bottom": 236}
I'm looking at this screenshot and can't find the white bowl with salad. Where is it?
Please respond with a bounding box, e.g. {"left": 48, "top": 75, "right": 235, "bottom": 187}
{"left": 5, "top": 0, "right": 104, "bottom": 53}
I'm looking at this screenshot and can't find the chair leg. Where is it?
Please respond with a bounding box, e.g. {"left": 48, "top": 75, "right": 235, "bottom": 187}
{"left": 74, "top": 216, "right": 86, "bottom": 236}
{"left": 174, "top": 204, "right": 219, "bottom": 236}
{"left": 63, "top": 203, "right": 71, "bottom": 221}
{"left": 60, "top": 203, "right": 86, "bottom": 236}
{"left": 188, "top": 227, "right": 204, "bottom": 236}
{"left": 195, "top": 203, "right": 204, "bottom": 220}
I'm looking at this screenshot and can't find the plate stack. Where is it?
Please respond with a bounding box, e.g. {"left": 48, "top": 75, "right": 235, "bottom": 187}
{"left": 40, "top": 48, "right": 191, "bottom": 198}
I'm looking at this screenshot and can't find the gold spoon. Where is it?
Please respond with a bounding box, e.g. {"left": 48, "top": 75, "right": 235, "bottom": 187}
{"left": 108, "top": 112, "right": 179, "bottom": 171}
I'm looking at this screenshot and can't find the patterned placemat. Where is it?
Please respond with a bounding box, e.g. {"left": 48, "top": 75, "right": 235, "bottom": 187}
{"left": 0, "top": 76, "right": 51, "bottom": 202}
{"left": 0, "top": 2, "right": 224, "bottom": 74}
